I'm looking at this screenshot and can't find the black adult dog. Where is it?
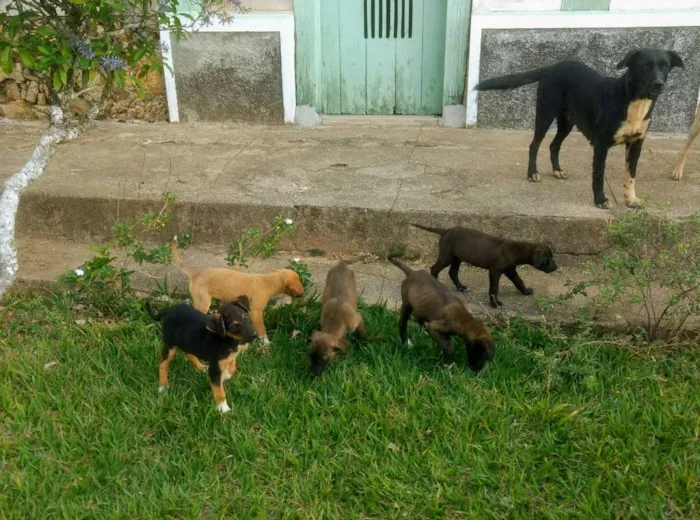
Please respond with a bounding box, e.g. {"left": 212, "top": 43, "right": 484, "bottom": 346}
{"left": 475, "top": 48, "right": 683, "bottom": 209}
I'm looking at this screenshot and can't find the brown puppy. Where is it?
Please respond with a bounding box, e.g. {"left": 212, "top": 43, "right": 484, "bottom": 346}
{"left": 389, "top": 255, "right": 494, "bottom": 371}
{"left": 171, "top": 238, "right": 304, "bottom": 344}
{"left": 309, "top": 260, "right": 367, "bottom": 377}
{"left": 413, "top": 224, "right": 557, "bottom": 309}
{"left": 671, "top": 103, "right": 700, "bottom": 181}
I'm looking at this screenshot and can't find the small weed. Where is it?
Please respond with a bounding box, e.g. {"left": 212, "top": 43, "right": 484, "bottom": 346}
{"left": 225, "top": 216, "right": 295, "bottom": 268}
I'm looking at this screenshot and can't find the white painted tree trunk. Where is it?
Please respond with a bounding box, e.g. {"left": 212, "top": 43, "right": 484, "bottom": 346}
{"left": 0, "top": 106, "right": 83, "bottom": 298}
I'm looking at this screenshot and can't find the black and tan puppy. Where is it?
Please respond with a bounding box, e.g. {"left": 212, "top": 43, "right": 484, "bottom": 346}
{"left": 145, "top": 296, "right": 257, "bottom": 414}
{"left": 475, "top": 48, "right": 683, "bottom": 209}
{"left": 389, "top": 255, "right": 494, "bottom": 371}
{"left": 413, "top": 224, "right": 557, "bottom": 309}
{"left": 310, "top": 260, "right": 366, "bottom": 377}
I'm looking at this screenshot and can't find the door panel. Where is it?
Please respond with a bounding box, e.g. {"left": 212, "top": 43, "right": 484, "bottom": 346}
{"left": 321, "top": 0, "right": 446, "bottom": 115}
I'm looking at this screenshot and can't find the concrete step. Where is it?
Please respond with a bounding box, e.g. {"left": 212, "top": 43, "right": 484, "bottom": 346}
{"left": 16, "top": 238, "right": 589, "bottom": 324}
{"left": 5, "top": 121, "right": 700, "bottom": 259}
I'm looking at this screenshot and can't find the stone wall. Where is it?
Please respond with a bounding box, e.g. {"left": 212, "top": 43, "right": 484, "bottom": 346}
{"left": 0, "top": 61, "right": 167, "bottom": 122}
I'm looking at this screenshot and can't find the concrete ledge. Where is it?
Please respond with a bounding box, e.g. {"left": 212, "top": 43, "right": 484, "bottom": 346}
{"left": 6, "top": 122, "right": 700, "bottom": 258}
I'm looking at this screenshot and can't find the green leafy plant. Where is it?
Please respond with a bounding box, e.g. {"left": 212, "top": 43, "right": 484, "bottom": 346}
{"left": 0, "top": 0, "right": 246, "bottom": 110}
{"left": 287, "top": 258, "right": 314, "bottom": 297}
{"left": 60, "top": 192, "right": 191, "bottom": 310}
{"left": 557, "top": 208, "right": 700, "bottom": 343}
{"left": 225, "top": 216, "right": 295, "bottom": 268}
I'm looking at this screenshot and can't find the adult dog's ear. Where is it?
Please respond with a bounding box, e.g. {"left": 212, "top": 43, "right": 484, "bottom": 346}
{"left": 667, "top": 50, "right": 684, "bottom": 69}
{"left": 206, "top": 312, "right": 226, "bottom": 336}
{"left": 234, "top": 295, "right": 251, "bottom": 312}
{"left": 617, "top": 49, "right": 640, "bottom": 70}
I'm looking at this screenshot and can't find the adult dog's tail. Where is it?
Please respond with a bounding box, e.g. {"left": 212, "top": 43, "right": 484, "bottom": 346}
{"left": 144, "top": 300, "right": 162, "bottom": 321}
{"left": 388, "top": 255, "right": 413, "bottom": 277}
{"left": 411, "top": 223, "right": 447, "bottom": 235}
{"left": 171, "top": 236, "right": 193, "bottom": 277}
{"left": 475, "top": 66, "right": 549, "bottom": 91}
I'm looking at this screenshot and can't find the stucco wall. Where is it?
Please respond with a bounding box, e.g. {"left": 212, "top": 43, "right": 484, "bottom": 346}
{"left": 476, "top": 26, "right": 700, "bottom": 133}
{"left": 171, "top": 31, "right": 284, "bottom": 123}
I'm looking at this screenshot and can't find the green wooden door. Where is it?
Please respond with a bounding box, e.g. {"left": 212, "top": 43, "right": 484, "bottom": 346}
{"left": 321, "top": 0, "right": 447, "bottom": 115}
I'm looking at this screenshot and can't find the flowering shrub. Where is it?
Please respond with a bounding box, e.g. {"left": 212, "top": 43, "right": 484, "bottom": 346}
{"left": 0, "top": 0, "right": 246, "bottom": 112}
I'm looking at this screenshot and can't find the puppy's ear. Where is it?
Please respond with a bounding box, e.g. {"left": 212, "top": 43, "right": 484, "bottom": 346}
{"left": 667, "top": 50, "right": 684, "bottom": 69}
{"left": 234, "top": 295, "right": 251, "bottom": 312}
{"left": 334, "top": 337, "right": 350, "bottom": 354}
{"left": 532, "top": 249, "right": 545, "bottom": 270}
{"left": 617, "top": 49, "right": 639, "bottom": 70}
{"left": 206, "top": 313, "right": 226, "bottom": 336}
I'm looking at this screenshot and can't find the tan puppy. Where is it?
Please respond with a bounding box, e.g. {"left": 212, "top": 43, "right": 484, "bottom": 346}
{"left": 671, "top": 103, "right": 700, "bottom": 181}
{"left": 171, "top": 238, "right": 304, "bottom": 344}
{"left": 309, "top": 260, "right": 366, "bottom": 377}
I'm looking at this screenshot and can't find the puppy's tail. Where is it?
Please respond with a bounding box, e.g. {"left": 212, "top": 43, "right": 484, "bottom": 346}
{"left": 388, "top": 255, "right": 413, "bottom": 277}
{"left": 171, "top": 236, "right": 193, "bottom": 277}
{"left": 474, "top": 66, "right": 549, "bottom": 91}
{"left": 411, "top": 223, "right": 447, "bottom": 235}
{"left": 144, "top": 300, "right": 162, "bottom": 321}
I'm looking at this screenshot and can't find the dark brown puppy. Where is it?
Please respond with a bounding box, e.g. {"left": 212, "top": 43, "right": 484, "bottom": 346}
{"left": 413, "top": 224, "right": 557, "bottom": 309}
{"left": 388, "top": 255, "right": 494, "bottom": 371}
{"left": 310, "top": 260, "right": 367, "bottom": 377}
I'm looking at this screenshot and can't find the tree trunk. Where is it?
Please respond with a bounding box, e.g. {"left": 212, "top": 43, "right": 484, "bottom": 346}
{"left": 0, "top": 105, "right": 87, "bottom": 298}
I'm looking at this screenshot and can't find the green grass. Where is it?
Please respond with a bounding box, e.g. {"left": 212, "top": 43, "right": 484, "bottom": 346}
{"left": 0, "top": 288, "right": 698, "bottom": 519}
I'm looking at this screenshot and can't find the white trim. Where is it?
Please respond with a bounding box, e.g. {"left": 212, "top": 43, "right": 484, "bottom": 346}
{"left": 160, "top": 30, "right": 179, "bottom": 123}
{"left": 466, "top": 9, "right": 700, "bottom": 127}
{"left": 160, "top": 13, "right": 296, "bottom": 124}
{"left": 610, "top": 0, "right": 700, "bottom": 10}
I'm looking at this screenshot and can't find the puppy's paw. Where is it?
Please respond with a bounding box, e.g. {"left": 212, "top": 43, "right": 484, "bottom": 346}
{"left": 523, "top": 288, "right": 534, "bottom": 296}
{"left": 624, "top": 197, "right": 642, "bottom": 208}
{"left": 262, "top": 336, "right": 271, "bottom": 346}
{"left": 217, "top": 401, "right": 232, "bottom": 414}
{"left": 552, "top": 170, "right": 568, "bottom": 180}
{"left": 456, "top": 286, "right": 469, "bottom": 293}
{"left": 670, "top": 168, "right": 683, "bottom": 181}
{"left": 595, "top": 199, "right": 611, "bottom": 210}
{"left": 528, "top": 174, "right": 541, "bottom": 183}
{"left": 489, "top": 296, "right": 503, "bottom": 309}
{"left": 158, "top": 385, "right": 168, "bottom": 393}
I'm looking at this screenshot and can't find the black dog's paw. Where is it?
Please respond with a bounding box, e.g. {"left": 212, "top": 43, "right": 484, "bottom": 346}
{"left": 595, "top": 199, "right": 611, "bottom": 210}
{"left": 552, "top": 169, "right": 568, "bottom": 180}
{"left": 456, "top": 286, "right": 469, "bottom": 293}
{"left": 523, "top": 287, "right": 534, "bottom": 296}
{"left": 489, "top": 295, "right": 503, "bottom": 309}
{"left": 528, "top": 173, "right": 541, "bottom": 183}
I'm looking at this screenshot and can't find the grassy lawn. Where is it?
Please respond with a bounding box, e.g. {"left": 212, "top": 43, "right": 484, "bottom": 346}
{"left": 0, "top": 288, "right": 698, "bottom": 519}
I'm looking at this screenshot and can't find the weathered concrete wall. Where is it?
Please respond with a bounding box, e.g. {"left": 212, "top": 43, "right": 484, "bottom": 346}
{"left": 477, "top": 27, "right": 700, "bottom": 133}
{"left": 171, "top": 31, "right": 284, "bottom": 123}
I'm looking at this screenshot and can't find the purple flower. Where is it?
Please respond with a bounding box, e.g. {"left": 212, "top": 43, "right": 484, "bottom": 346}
{"left": 100, "top": 56, "right": 126, "bottom": 71}
{"left": 69, "top": 34, "right": 95, "bottom": 60}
